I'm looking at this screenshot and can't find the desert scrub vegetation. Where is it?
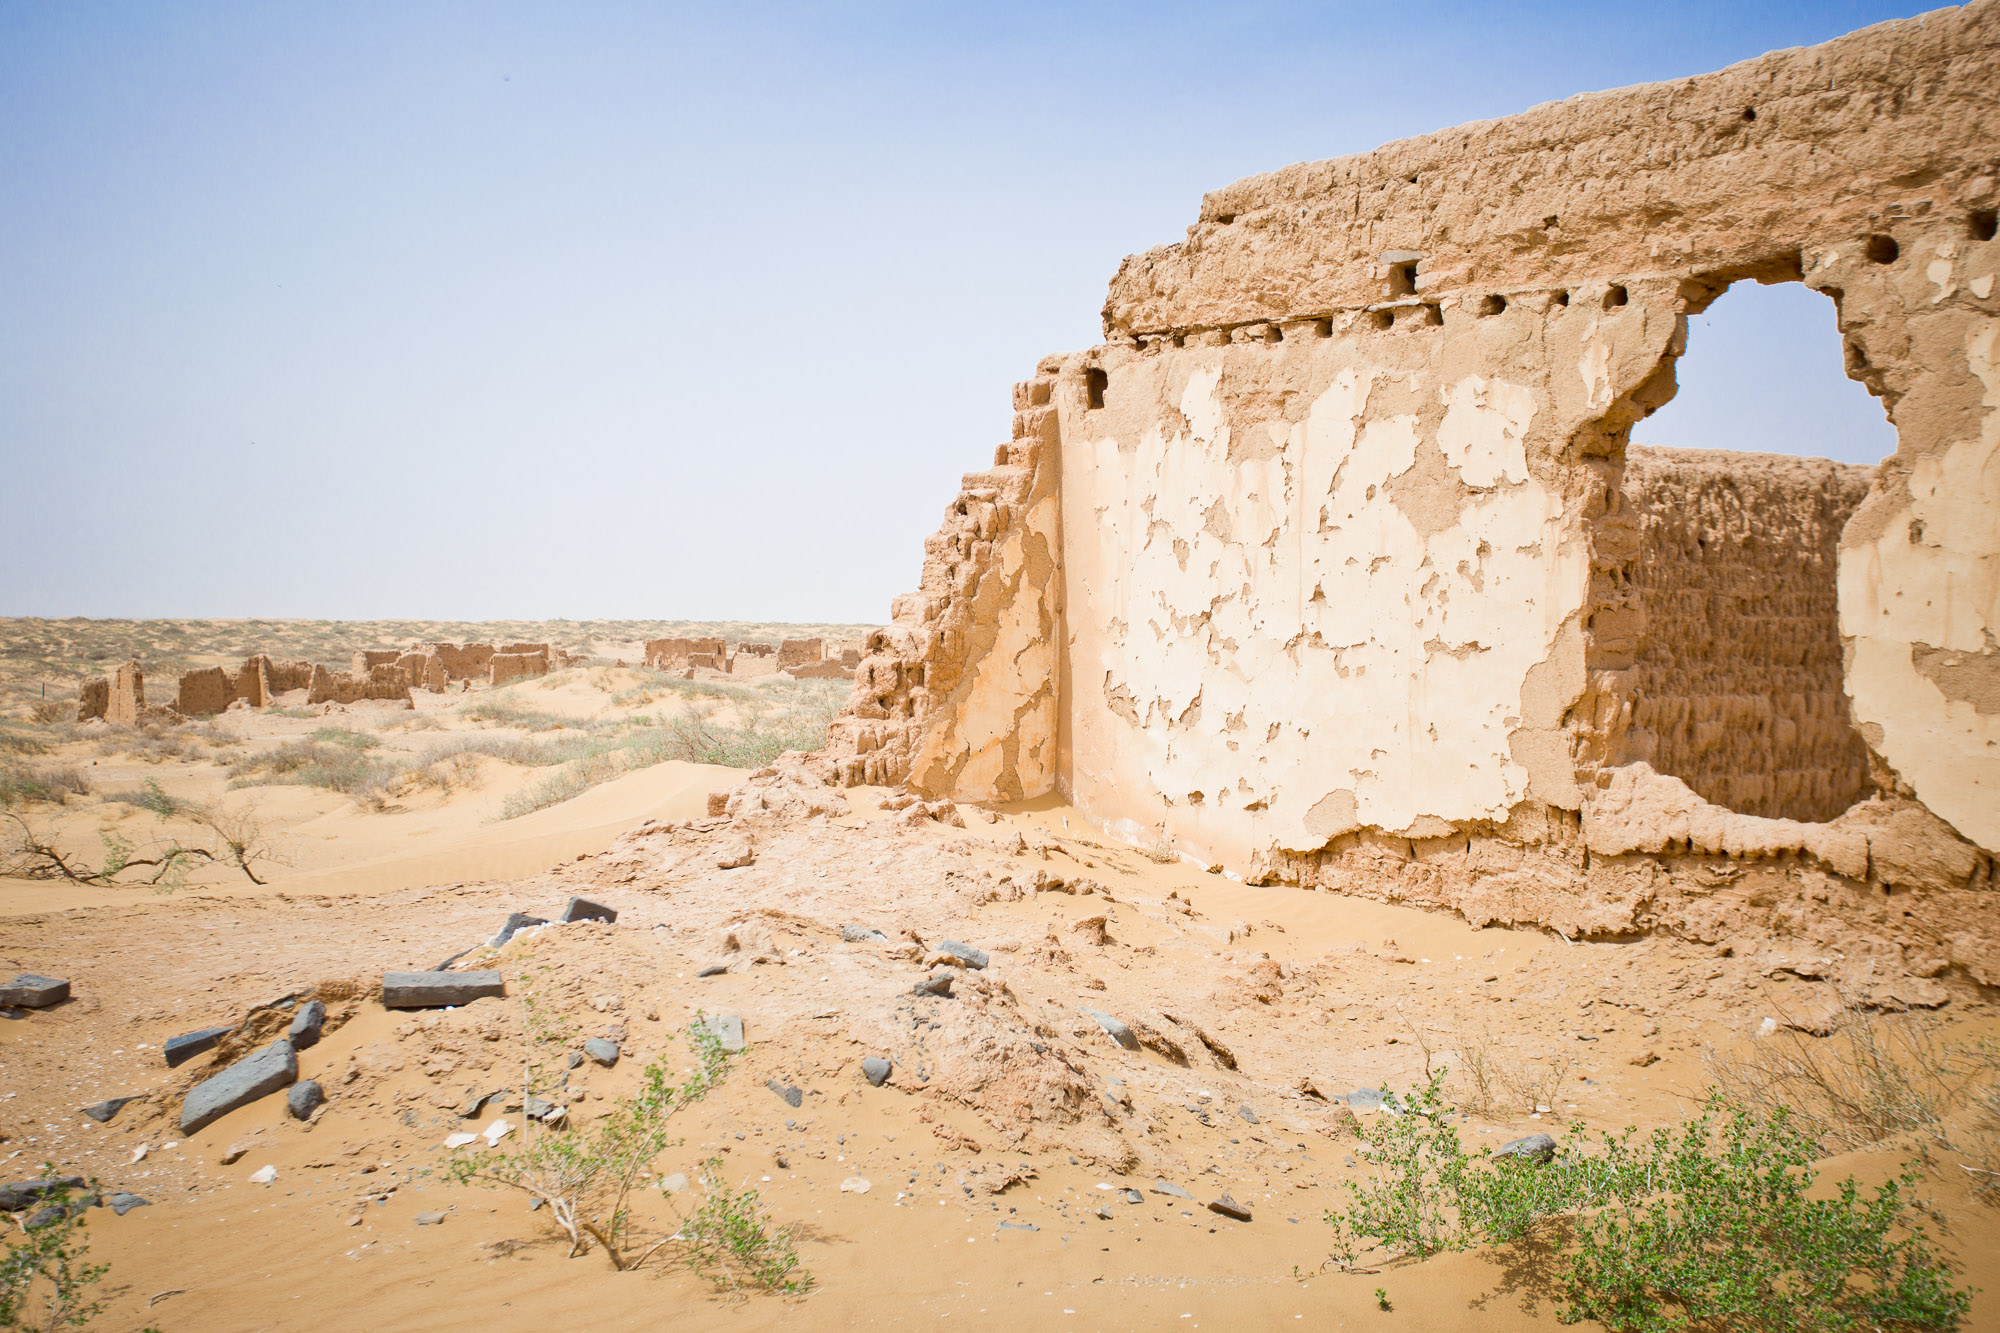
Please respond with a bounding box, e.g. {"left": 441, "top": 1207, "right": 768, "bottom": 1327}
{"left": 0, "top": 1175, "right": 124, "bottom": 1331}
{"left": 0, "top": 763, "right": 89, "bottom": 807}
{"left": 1, "top": 780, "right": 276, "bottom": 891}
{"left": 1323, "top": 1073, "right": 1973, "bottom": 1331}
{"left": 226, "top": 730, "right": 403, "bottom": 800}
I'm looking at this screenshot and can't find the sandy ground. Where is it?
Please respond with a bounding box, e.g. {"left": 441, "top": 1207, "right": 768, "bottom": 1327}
{"left": 3, "top": 653, "right": 1997, "bottom": 1330}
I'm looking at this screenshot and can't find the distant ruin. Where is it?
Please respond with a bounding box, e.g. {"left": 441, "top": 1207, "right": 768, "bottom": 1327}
{"left": 810, "top": 3, "right": 2000, "bottom": 999}
{"left": 644, "top": 635, "right": 858, "bottom": 681}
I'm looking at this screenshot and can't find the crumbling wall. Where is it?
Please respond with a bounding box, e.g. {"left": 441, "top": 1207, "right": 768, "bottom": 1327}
{"left": 307, "top": 664, "right": 413, "bottom": 706}
{"left": 809, "top": 2, "right": 2000, "bottom": 992}
{"left": 1602, "top": 446, "right": 1877, "bottom": 822}
{"left": 105, "top": 661, "right": 144, "bottom": 727}
{"left": 352, "top": 650, "right": 401, "bottom": 675}
{"left": 644, "top": 637, "right": 724, "bottom": 669}
{"left": 396, "top": 651, "right": 448, "bottom": 692}
{"left": 176, "top": 666, "right": 234, "bottom": 717}
{"left": 777, "top": 638, "right": 823, "bottom": 668}
{"left": 76, "top": 677, "right": 109, "bottom": 722}
{"left": 488, "top": 650, "right": 549, "bottom": 686}
{"left": 423, "top": 643, "right": 495, "bottom": 680}
{"left": 236, "top": 655, "right": 274, "bottom": 708}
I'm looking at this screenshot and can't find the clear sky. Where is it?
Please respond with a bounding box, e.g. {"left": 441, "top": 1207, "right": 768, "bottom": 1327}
{"left": 0, "top": 1, "right": 1929, "bottom": 621}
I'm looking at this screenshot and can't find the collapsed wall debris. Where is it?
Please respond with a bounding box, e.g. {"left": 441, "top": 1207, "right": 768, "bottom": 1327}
{"left": 805, "top": 2, "right": 2000, "bottom": 998}
{"left": 162, "top": 641, "right": 566, "bottom": 715}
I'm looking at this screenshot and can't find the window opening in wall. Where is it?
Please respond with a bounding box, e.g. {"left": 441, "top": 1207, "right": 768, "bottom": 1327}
{"left": 1387, "top": 262, "right": 1417, "bottom": 296}
{"left": 1612, "top": 279, "right": 1897, "bottom": 824}
{"left": 1972, "top": 209, "right": 1998, "bottom": 242}
{"left": 1084, "top": 367, "right": 1107, "bottom": 410}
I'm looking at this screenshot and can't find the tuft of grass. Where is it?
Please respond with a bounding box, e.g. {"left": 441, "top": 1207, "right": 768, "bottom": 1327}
{"left": 0, "top": 763, "right": 91, "bottom": 806}
{"left": 227, "top": 738, "right": 405, "bottom": 799}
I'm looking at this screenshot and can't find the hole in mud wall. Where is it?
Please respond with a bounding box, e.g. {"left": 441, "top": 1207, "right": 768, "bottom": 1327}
{"left": 1603, "top": 284, "right": 1629, "bottom": 309}
{"left": 1476, "top": 294, "right": 1507, "bottom": 316}
{"left": 1387, "top": 262, "right": 1418, "bottom": 297}
{"left": 1367, "top": 309, "right": 1394, "bottom": 331}
{"left": 1609, "top": 281, "right": 1900, "bottom": 822}
{"left": 1552, "top": 289, "right": 1571, "bottom": 307}
{"left": 1972, "top": 210, "right": 1998, "bottom": 242}
{"left": 1864, "top": 233, "right": 1900, "bottom": 264}
{"left": 1084, "top": 367, "right": 1108, "bottom": 410}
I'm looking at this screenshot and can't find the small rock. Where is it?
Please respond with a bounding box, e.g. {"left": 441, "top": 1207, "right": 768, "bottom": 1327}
{"left": 163, "top": 1025, "right": 233, "bottom": 1068}
{"left": 492, "top": 912, "right": 548, "bottom": 947}
{"left": 1117, "top": 1188, "right": 1144, "bottom": 1204}
{"left": 696, "top": 963, "right": 728, "bottom": 977}
{"left": 0, "top": 974, "right": 69, "bottom": 1009}
{"left": 413, "top": 1210, "right": 447, "bottom": 1226}
{"left": 841, "top": 925, "right": 890, "bottom": 943}
{"left": 583, "top": 1038, "right": 619, "bottom": 1068}
{"left": 0, "top": 1176, "right": 85, "bottom": 1211}
{"left": 839, "top": 1176, "right": 870, "bottom": 1194}
{"left": 524, "top": 1096, "right": 563, "bottom": 1123}
{"left": 1237, "top": 1105, "right": 1260, "bottom": 1124}
{"left": 998, "top": 1220, "right": 1037, "bottom": 1231}
{"left": 1344, "top": 1088, "right": 1398, "bottom": 1111}
{"left": 482, "top": 1119, "right": 513, "bottom": 1146}
{"left": 1149, "top": 1179, "right": 1194, "bottom": 1199}
{"left": 936, "top": 939, "right": 989, "bottom": 970}
{"left": 105, "top": 1192, "right": 149, "bottom": 1216}
{"left": 1758, "top": 1016, "right": 1778, "bottom": 1037}
{"left": 459, "top": 1089, "right": 508, "bottom": 1119}
{"left": 1207, "top": 1194, "right": 1252, "bottom": 1222}
{"left": 287, "top": 1081, "right": 324, "bottom": 1120}
{"left": 766, "top": 1079, "right": 804, "bottom": 1109}
{"left": 716, "top": 840, "right": 755, "bottom": 870}
{"left": 181, "top": 1040, "right": 298, "bottom": 1136}
{"left": 287, "top": 1000, "right": 326, "bottom": 1051}
{"left": 380, "top": 970, "right": 505, "bottom": 1010}
{"left": 1079, "top": 1008, "right": 1138, "bottom": 1050}
{"left": 660, "top": 1173, "right": 689, "bottom": 1194}
{"left": 1630, "top": 1050, "right": 1661, "bottom": 1067}
{"left": 565, "top": 1051, "right": 584, "bottom": 1069}
{"left": 861, "top": 1057, "right": 892, "bottom": 1087}
{"left": 444, "top": 1132, "right": 478, "bottom": 1149}
{"left": 249, "top": 1165, "right": 277, "bottom": 1184}
{"left": 80, "top": 1095, "right": 143, "bottom": 1124}
{"left": 1496, "top": 1133, "right": 1558, "bottom": 1164}
{"left": 913, "top": 972, "right": 956, "bottom": 998}
{"left": 694, "top": 1012, "right": 745, "bottom": 1052}
{"left": 559, "top": 896, "right": 617, "bottom": 925}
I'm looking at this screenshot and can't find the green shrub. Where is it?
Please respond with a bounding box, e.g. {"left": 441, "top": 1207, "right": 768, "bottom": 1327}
{"left": 1323, "top": 1075, "right": 1972, "bottom": 1331}
{"left": 680, "top": 1157, "right": 811, "bottom": 1294}
{"left": 0, "top": 1176, "right": 110, "bottom": 1331}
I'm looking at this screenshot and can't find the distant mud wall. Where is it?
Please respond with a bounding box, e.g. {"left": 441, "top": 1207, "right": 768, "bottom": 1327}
{"left": 1609, "top": 446, "right": 1877, "bottom": 823}
{"left": 810, "top": 2, "right": 2000, "bottom": 996}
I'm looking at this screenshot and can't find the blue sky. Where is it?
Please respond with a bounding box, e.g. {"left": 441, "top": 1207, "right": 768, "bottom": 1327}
{"left": 0, "top": 2, "right": 1922, "bottom": 620}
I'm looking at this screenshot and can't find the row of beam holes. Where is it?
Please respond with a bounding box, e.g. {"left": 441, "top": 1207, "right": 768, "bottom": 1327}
{"left": 1865, "top": 213, "right": 1998, "bottom": 266}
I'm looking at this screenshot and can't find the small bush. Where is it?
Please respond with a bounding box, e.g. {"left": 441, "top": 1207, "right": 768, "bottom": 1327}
{"left": 228, "top": 739, "right": 404, "bottom": 798}
{"left": 0, "top": 763, "right": 90, "bottom": 807}
{"left": 1323, "top": 1075, "right": 1972, "bottom": 1332}
{"left": 679, "top": 1158, "right": 811, "bottom": 1294}
{"left": 0, "top": 1175, "right": 111, "bottom": 1330}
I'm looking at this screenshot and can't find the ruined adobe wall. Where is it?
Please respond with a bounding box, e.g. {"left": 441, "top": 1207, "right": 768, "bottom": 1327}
{"left": 803, "top": 3, "right": 2000, "bottom": 995}
{"left": 1608, "top": 446, "right": 1877, "bottom": 823}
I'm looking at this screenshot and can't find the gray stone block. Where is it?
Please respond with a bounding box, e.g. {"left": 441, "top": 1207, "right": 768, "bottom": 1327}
{"left": 841, "top": 925, "right": 889, "bottom": 943}
{"left": 1080, "top": 1008, "right": 1139, "bottom": 1050}
{"left": 937, "top": 939, "right": 988, "bottom": 969}
{"left": 766, "top": 1078, "right": 803, "bottom": 1108}
{"left": 861, "top": 1056, "right": 891, "bottom": 1087}
{"left": 583, "top": 1038, "right": 619, "bottom": 1067}
{"left": 913, "top": 972, "right": 955, "bottom": 997}
{"left": 694, "top": 1012, "right": 745, "bottom": 1052}
{"left": 180, "top": 1039, "right": 298, "bottom": 1136}
{"left": 559, "top": 896, "right": 616, "bottom": 925}
{"left": 492, "top": 912, "right": 547, "bottom": 947}
{"left": 1496, "top": 1132, "right": 1557, "bottom": 1163}
{"left": 0, "top": 974, "right": 69, "bottom": 1008}
{"left": 106, "top": 1191, "right": 150, "bottom": 1216}
{"left": 0, "top": 1176, "right": 85, "bottom": 1212}
{"left": 380, "top": 970, "right": 505, "bottom": 1009}
{"left": 287, "top": 1080, "right": 324, "bottom": 1120}
{"left": 287, "top": 1000, "right": 325, "bottom": 1051}
{"left": 163, "top": 1025, "right": 233, "bottom": 1068}
{"left": 80, "top": 1095, "right": 143, "bottom": 1124}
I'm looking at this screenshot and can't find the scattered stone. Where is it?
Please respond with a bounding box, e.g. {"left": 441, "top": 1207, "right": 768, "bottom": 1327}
{"left": 1344, "top": 1088, "right": 1401, "bottom": 1112}
{"left": 524, "top": 1096, "right": 563, "bottom": 1123}
{"left": 559, "top": 896, "right": 617, "bottom": 925}
{"left": 482, "top": 1119, "right": 513, "bottom": 1146}
{"left": 998, "top": 1220, "right": 1038, "bottom": 1232}
{"left": 413, "top": 1211, "right": 447, "bottom": 1226}
{"left": 180, "top": 1039, "right": 298, "bottom": 1136}
{"left": 694, "top": 1012, "right": 745, "bottom": 1052}
{"left": 583, "top": 1038, "right": 620, "bottom": 1067}
{"left": 1207, "top": 1194, "right": 1253, "bottom": 1222}
{"left": 444, "top": 1133, "right": 478, "bottom": 1149}
{"left": 380, "top": 970, "right": 505, "bottom": 1010}
{"left": 716, "top": 840, "right": 755, "bottom": 870}
{"left": 459, "top": 1089, "right": 509, "bottom": 1119}
{"left": 839, "top": 1176, "right": 871, "bottom": 1194}
{"left": 0, "top": 974, "right": 69, "bottom": 1008}
{"left": 1149, "top": 1179, "right": 1194, "bottom": 1199}
{"left": 660, "top": 1173, "right": 689, "bottom": 1194}
{"left": 106, "top": 1192, "right": 149, "bottom": 1216}
{"left": 249, "top": 1165, "right": 277, "bottom": 1184}
{"left": 1080, "top": 1008, "right": 1138, "bottom": 1050}
{"left": 861, "top": 1057, "right": 892, "bottom": 1087}
{"left": 0, "top": 1177, "right": 86, "bottom": 1211}
{"left": 1496, "top": 1133, "right": 1558, "bottom": 1164}
{"left": 913, "top": 972, "right": 956, "bottom": 998}
{"left": 287, "top": 1080, "right": 324, "bottom": 1120}
{"left": 1630, "top": 1050, "right": 1661, "bottom": 1067}
{"left": 841, "top": 925, "right": 889, "bottom": 943}
{"left": 565, "top": 1051, "right": 584, "bottom": 1069}
{"left": 1237, "top": 1105, "right": 1260, "bottom": 1124}
{"left": 696, "top": 964, "right": 728, "bottom": 977}
{"left": 766, "top": 1079, "right": 804, "bottom": 1109}
{"left": 287, "top": 1000, "right": 326, "bottom": 1051}
{"left": 162, "top": 1025, "right": 233, "bottom": 1068}
{"left": 492, "top": 911, "right": 548, "bottom": 947}
{"left": 936, "top": 939, "right": 989, "bottom": 970}
{"left": 1118, "top": 1188, "right": 1144, "bottom": 1204}
{"left": 80, "top": 1095, "right": 143, "bottom": 1124}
